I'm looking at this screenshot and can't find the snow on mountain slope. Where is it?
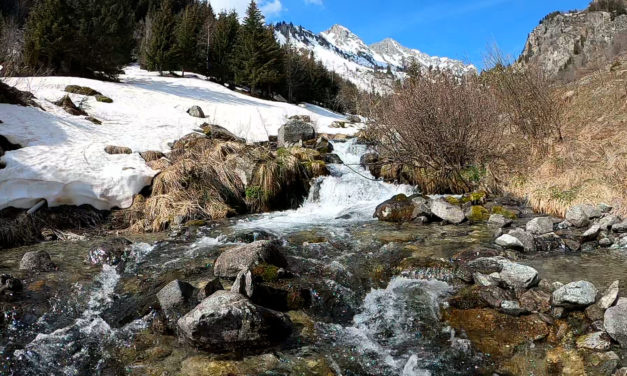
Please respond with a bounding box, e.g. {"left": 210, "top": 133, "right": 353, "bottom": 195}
{"left": 274, "top": 22, "right": 476, "bottom": 91}
{"left": 0, "top": 66, "right": 354, "bottom": 211}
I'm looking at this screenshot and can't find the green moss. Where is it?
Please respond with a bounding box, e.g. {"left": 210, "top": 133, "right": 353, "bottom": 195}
{"left": 185, "top": 219, "right": 207, "bottom": 227}
{"left": 460, "top": 165, "right": 486, "bottom": 184}
{"left": 445, "top": 196, "right": 461, "bottom": 206}
{"left": 65, "top": 85, "right": 101, "bottom": 96}
{"left": 491, "top": 206, "right": 517, "bottom": 220}
{"left": 549, "top": 186, "right": 578, "bottom": 204}
{"left": 245, "top": 186, "right": 262, "bottom": 200}
{"left": 251, "top": 263, "right": 280, "bottom": 282}
{"left": 391, "top": 194, "right": 410, "bottom": 202}
{"left": 276, "top": 147, "right": 289, "bottom": 158}
{"left": 467, "top": 205, "right": 490, "bottom": 223}
{"left": 95, "top": 94, "right": 113, "bottom": 103}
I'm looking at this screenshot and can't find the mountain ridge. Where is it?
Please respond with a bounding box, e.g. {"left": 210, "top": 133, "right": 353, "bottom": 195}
{"left": 274, "top": 22, "right": 476, "bottom": 91}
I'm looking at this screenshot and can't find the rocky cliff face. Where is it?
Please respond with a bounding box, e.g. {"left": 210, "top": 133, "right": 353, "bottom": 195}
{"left": 520, "top": 10, "right": 627, "bottom": 81}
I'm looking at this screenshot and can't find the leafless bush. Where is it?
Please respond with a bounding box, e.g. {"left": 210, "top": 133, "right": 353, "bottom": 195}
{"left": 0, "top": 16, "right": 24, "bottom": 76}
{"left": 483, "top": 50, "right": 564, "bottom": 142}
{"left": 370, "top": 72, "right": 503, "bottom": 193}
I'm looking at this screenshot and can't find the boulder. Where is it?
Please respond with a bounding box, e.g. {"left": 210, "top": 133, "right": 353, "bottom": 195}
{"left": 526, "top": 217, "right": 554, "bottom": 235}
{"left": 599, "top": 281, "right": 620, "bottom": 310}
{"left": 488, "top": 214, "right": 512, "bottom": 228}
{"left": 231, "top": 269, "right": 255, "bottom": 298}
{"left": 324, "top": 153, "right": 343, "bottom": 164}
{"left": 500, "top": 300, "right": 526, "bottom": 316}
{"left": 449, "top": 285, "right": 514, "bottom": 310}
{"left": 197, "top": 278, "right": 223, "bottom": 300}
{"left": 0, "top": 274, "right": 23, "bottom": 301}
{"left": 104, "top": 145, "right": 132, "bottom": 155}
{"left": 430, "top": 199, "right": 465, "bottom": 224}
{"left": 314, "top": 137, "right": 333, "bottom": 153}
{"left": 288, "top": 114, "right": 311, "bottom": 123}
{"left": 54, "top": 95, "right": 87, "bottom": 116}
{"left": 576, "top": 332, "right": 612, "bottom": 351}
{"left": 552, "top": 281, "right": 598, "bottom": 308}
{"left": 187, "top": 105, "right": 205, "bottom": 118}
{"left": 360, "top": 152, "right": 380, "bottom": 177}
{"left": 582, "top": 224, "right": 602, "bottom": 242}
{"left": 19, "top": 250, "right": 56, "bottom": 272}
{"left": 157, "top": 280, "right": 198, "bottom": 325}
{"left": 605, "top": 302, "right": 627, "bottom": 347}
{"left": 86, "top": 238, "right": 132, "bottom": 266}
{"left": 612, "top": 220, "right": 627, "bottom": 233}
{"left": 200, "top": 123, "right": 244, "bottom": 143}
{"left": 177, "top": 291, "right": 292, "bottom": 353}
{"left": 278, "top": 120, "right": 315, "bottom": 147}
{"left": 508, "top": 228, "right": 536, "bottom": 253}
{"left": 534, "top": 233, "right": 565, "bottom": 252}
{"left": 497, "top": 259, "right": 539, "bottom": 290}
{"left": 495, "top": 234, "right": 524, "bottom": 250}
{"left": 213, "top": 240, "right": 288, "bottom": 278}
{"left": 566, "top": 204, "right": 601, "bottom": 228}
{"left": 373, "top": 194, "right": 415, "bottom": 223}
{"left": 520, "top": 289, "right": 552, "bottom": 313}
{"left": 599, "top": 215, "right": 621, "bottom": 230}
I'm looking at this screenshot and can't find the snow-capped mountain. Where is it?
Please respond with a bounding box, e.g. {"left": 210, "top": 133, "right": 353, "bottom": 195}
{"left": 274, "top": 22, "right": 476, "bottom": 91}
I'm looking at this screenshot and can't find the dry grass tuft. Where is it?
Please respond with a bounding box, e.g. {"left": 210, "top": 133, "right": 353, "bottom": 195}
{"left": 506, "top": 56, "right": 627, "bottom": 216}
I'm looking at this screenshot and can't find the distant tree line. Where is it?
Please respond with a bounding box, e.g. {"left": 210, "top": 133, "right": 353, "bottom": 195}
{"left": 0, "top": 0, "right": 359, "bottom": 111}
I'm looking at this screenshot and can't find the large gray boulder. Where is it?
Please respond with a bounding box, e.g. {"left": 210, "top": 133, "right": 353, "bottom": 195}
{"left": 605, "top": 301, "right": 627, "bottom": 347}
{"left": 430, "top": 199, "right": 465, "bottom": 224}
{"left": 508, "top": 228, "right": 536, "bottom": 253}
{"left": 187, "top": 105, "right": 205, "bottom": 118}
{"left": 526, "top": 217, "right": 554, "bottom": 235}
{"left": 157, "top": 280, "right": 198, "bottom": 325}
{"left": 177, "top": 291, "right": 292, "bottom": 352}
{"left": 599, "top": 281, "right": 620, "bottom": 309}
{"left": 488, "top": 214, "right": 512, "bottom": 228}
{"left": 373, "top": 194, "right": 415, "bottom": 223}
{"left": 213, "top": 240, "right": 287, "bottom": 278}
{"left": 552, "top": 280, "right": 598, "bottom": 308}
{"left": 613, "top": 219, "right": 627, "bottom": 233}
{"left": 565, "top": 204, "right": 601, "bottom": 228}
{"left": 19, "top": 250, "right": 56, "bottom": 272}
{"left": 495, "top": 234, "right": 524, "bottom": 250}
{"left": 277, "top": 119, "right": 315, "bottom": 147}
{"left": 497, "top": 259, "right": 539, "bottom": 290}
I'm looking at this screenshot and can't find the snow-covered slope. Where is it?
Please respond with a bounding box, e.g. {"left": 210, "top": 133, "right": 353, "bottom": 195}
{"left": 0, "top": 66, "right": 355, "bottom": 211}
{"left": 274, "top": 22, "right": 476, "bottom": 91}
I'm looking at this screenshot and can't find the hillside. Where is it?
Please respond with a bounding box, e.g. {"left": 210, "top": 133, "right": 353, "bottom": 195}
{"left": 508, "top": 54, "right": 627, "bottom": 216}
{"left": 274, "top": 22, "right": 476, "bottom": 91}
{"left": 521, "top": 7, "right": 627, "bottom": 81}
{"left": 0, "top": 66, "right": 355, "bottom": 212}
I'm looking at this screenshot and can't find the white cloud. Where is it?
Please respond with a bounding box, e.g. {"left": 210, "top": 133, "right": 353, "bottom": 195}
{"left": 209, "top": 0, "right": 284, "bottom": 19}
{"left": 305, "top": 0, "right": 323, "bottom": 5}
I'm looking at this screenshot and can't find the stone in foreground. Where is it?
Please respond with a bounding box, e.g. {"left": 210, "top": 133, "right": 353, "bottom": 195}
{"left": 278, "top": 119, "right": 315, "bottom": 147}
{"left": 495, "top": 234, "right": 524, "bottom": 250}
{"left": 605, "top": 301, "right": 627, "bottom": 347}
{"left": 373, "top": 194, "right": 415, "bottom": 222}
{"left": 552, "top": 281, "right": 598, "bottom": 308}
{"left": 157, "top": 279, "right": 198, "bottom": 325}
{"left": 213, "top": 240, "right": 287, "bottom": 278}
{"left": 177, "top": 291, "right": 292, "bottom": 353}
{"left": 19, "top": 250, "right": 56, "bottom": 272}
{"left": 526, "top": 217, "right": 554, "bottom": 235}
{"left": 430, "top": 199, "right": 465, "bottom": 224}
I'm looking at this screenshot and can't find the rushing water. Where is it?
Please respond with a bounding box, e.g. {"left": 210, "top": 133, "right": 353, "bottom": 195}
{"left": 2, "top": 139, "right": 624, "bottom": 375}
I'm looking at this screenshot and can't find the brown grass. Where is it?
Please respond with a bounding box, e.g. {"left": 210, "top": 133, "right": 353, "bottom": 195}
{"left": 506, "top": 56, "right": 627, "bottom": 216}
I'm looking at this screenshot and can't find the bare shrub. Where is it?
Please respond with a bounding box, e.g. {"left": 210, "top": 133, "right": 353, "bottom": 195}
{"left": 370, "top": 72, "right": 503, "bottom": 193}
{"left": 483, "top": 50, "right": 564, "bottom": 143}
{"left": 0, "top": 16, "right": 24, "bottom": 76}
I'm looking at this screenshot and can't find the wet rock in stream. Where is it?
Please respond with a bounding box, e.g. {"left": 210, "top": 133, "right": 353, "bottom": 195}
{"left": 213, "top": 240, "right": 287, "bottom": 278}
{"left": 86, "top": 237, "right": 132, "bottom": 266}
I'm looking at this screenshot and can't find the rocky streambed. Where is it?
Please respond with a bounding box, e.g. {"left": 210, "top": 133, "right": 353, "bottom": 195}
{"left": 1, "top": 139, "right": 627, "bottom": 376}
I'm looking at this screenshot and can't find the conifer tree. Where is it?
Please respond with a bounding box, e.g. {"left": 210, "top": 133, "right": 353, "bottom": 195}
{"left": 175, "top": 1, "right": 204, "bottom": 75}
{"left": 233, "top": 1, "right": 282, "bottom": 96}
{"left": 208, "top": 11, "right": 239, "bottom": 83}
{"left": 143, "top": 0, "right": 177, "bottom": 74}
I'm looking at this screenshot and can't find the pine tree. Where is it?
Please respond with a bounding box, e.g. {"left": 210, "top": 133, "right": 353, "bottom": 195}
{"left": 233, "top": 1, "right": 282, "bottom": 96}
{"left": 281, "top": 42, "right": 306, "bottom": 102}
{"left": 208, "top": 11, "right": 239, "bottom": 83}
{"left": 24, "top": 0, "right": 133, "bottom": 78}
{"left": 175, "top": 2, "right": 204, "bottom": 76}
{"left": 143, "top": 0, "right": 177, "bottom": 74}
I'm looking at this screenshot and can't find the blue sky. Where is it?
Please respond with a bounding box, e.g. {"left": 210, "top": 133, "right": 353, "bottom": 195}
{"left": 210, "top": 0, "right": 591, "bottom": 68}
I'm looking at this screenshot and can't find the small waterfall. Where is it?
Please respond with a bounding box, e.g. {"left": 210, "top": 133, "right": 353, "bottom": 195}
{"left": 236, "top": 139, "right": 415, "bottom": 231}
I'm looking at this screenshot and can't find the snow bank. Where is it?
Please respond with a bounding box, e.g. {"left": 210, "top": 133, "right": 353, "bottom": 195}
{"left": 0, "top": 66, "right": 357, "bottom": 211}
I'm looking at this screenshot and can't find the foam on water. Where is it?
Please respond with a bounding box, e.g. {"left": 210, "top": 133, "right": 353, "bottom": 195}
{"left": 320, "top": 277, "right": 452, "bottom": 375}
{"left": 236, "top": 139, "right": 415, "bottom": 232}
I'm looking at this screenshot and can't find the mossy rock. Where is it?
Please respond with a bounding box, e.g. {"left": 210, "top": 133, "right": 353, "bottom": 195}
{"left": 65, "top": 85, "right": 101, "bottom": 96}
{"left": 491, "top": 206, "right": 518, "bottom": 220}
{"left": 251, "top": 263, "right": 280, "bottom": 282}
{"left": 309, "top": 160, "right": 329, "bottom": 177}
{"left": 95, "top": 94, "right": 113, "bottom": 103}
{"left": 185, "top": 220, "right": 207, "bottom": 227}
{"left": 391, "top": 194, "right": 410, "bottom": 202}
{"left": 467, "top": 205, "right": 490, "bottom": 223}
{"left": 445, "top": 196, "right": 462, "bottom": 206}
{"left": 461, "top": 191, "right": 487, "bottom": 205}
